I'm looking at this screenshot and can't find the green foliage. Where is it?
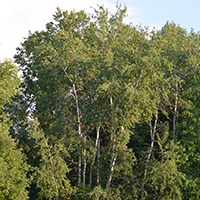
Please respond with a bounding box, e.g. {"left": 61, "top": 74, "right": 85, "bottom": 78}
{"left": 0, "top": 60, "right": 29, "bottom": 199}
{"left": 0, "top": 123, "right": 29, "bottom": 199}
{"left": 7, "top": 3, "right": 200, "bottom": 200}
{"left": 0, "top": 122, "right": 30, "bottom": 199}
{"left": 28, "top": 118, "right": 74, "bottom": 199}
{"left": 0, "top": 60, "right": 20, "bottom": 111}
{"left": 144, "top": 140, "right": 187, "bottom": 199}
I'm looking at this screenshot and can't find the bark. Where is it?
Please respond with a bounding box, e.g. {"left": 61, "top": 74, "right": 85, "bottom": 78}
{"left": 105, "top": 156, "right": 117, "bottom": 192}
{"left": 105, "top": 129, "right": 117, "bottom": 192}
{"left": 109, "top": 93, "right": 113, "bottom": 106}
{"left": 149, "top": 120, "right": 154, "bottom": 159}
{"left": 89, "top": 126, "right": 100, "bottom": 186}
{"left": 105, "top": 126, "right": 124, "bottom": 192}
{"left": 135, "top": 67, "right": 144, "bottom": 89}
{"left": 63, "top": 67, "right": 82, "bottom": 186}
{"left": 173, "top": 91, "right": 178, "bottom": 139}
{"left": 97, "top": 138, "right": 100, "bottom": 185}
{"left": 72, "top": 82, "right": 82, "bottom": 186}
{"left": 142, "top": 103, "right": 159, "bottom": 193}
{"left": 198, "top": 119, "right": 200, "bottom": 178}
{"left": 83, "top": 135, "right": 86, "bottom": 187}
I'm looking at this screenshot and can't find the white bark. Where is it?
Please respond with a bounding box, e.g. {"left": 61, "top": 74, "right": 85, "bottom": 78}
{"left": 142, "top": 103, "right": 159, "bottom": 192}
{"left": 173, "top": 91, "right": 178, "bottom": 139}
{"left": 97, "top": 138, "right": 100, "bottom": 185}
{"left": 89, "top": 126, "right": 100, "bottom": 186}
{"left": 105, "top": 156, "right": 117, "bottom": 192}
{"left": 104, "top": 129, "right": 116, "bottom": 192}
{"left": 135, "top": 67, "right": 144, "bottom": 89}
{"left": 83, "top": 135, "right": 86, "bottom": 187}
{"left": 149, "top": 120, "right": 154, "bottom": 159}
{"left": 198, "top": 119, "right": 200, "bottom": 178}
{"left": 109, "top": 94, "right": 113, "bottom": 106}
{"left": 63, "top": 67, "right": 82, "bottom": 186}
{"left": 105, "top": 126, "right": 125, "bottom": 192}
{"left": 72, "top": 82, "right": 82, "bottom": 186}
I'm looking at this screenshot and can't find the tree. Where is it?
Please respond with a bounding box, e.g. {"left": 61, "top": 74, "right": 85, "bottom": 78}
{"left": 13, "top": 4, "right": 200, "bottom": 199}
{"left": 0, "top": 60, "right": 29, "bottom": 199}
{"left": 15, "top": 5, "right": 153, "bottom": 198}
{"left": 28, "top": 118, "right": 74, "bottom": 199}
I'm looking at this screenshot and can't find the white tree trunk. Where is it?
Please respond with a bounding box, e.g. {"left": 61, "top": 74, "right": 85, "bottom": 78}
{"left": 63, "top": 67, "right": 82, "bottom": 186}
{"left": 89, "top": 126, "right": 100, "bottom": 186}
{"left": 83, "top": 135, "right": 86, "bottom": 187}
{"left": 97, "top": 138, "right": 100, "bottom": 185}
{"left": 142, "top": 103, "right": 159, "bottom": 192}
{"left": 105, "top": 156, "right": 117, "bottom": 192}
{"left": 105, "top": 126, "right": 125, "bottom": 192}
{"left": 198, "top": 119, "right": 200, "bottom": 178}
{"left": 72, "top": 83, "right": 82, "bottom": 186}
{"left": 173, "top": 91, "right": 178, "bottom": 139}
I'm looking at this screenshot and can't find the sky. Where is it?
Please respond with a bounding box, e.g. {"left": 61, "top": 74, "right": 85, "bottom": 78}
{"left": 1, "top": 0, "right": 200, "bottom": 61}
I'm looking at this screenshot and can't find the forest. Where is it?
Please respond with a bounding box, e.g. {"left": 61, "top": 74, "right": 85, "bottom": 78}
{"left": 0, "top": 4, "right": 200, "bottom": 200}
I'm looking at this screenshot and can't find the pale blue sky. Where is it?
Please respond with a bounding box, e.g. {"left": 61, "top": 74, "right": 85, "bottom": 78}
{"left": 123, "top": 0, "right": 200, "bottom": 31}
{"left": 0, "top": 0, "right": 199, "bottom": 61}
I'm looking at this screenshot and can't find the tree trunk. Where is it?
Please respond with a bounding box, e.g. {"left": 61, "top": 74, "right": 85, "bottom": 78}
{"left": 173, "top": 91, "right": 178, "bottom": 140}
{"left": 149, "top": 119, "right": 155, "bottom": 159}
{"left": 105, "top": 155, "right": 117, "bottom": 192}
{"left": 198, "top": 119, "right": 200, "bottom": 178}
{"left": 104, "top": 129, "right": 117, "bottom": 192}
{"left": 83, "top": 135, "right": 86, "bottom": 187}
{"left": 89, "top": 126, "right": 100, "bottom": 186}
{"left": 104, "top": 126, "right": 125, "bottom": 192}
{"left": 142, "top": 104, "right": 159, "bottom": 193}
{"left": 72, "top": 83, "right": 82, "bottom": 186}
{"left": 63, "top": 67, "right": 82, "bottom": 186}
{"left": 97, "top": 137, "right": 100, "bottom": 185}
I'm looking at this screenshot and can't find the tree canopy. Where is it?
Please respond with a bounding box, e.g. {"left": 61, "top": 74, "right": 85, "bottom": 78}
{"left": 1, "top": 4, "right": 200, "bottom": 199}
{"left": 0, "top": 60, "right": 29, "bottom": 199}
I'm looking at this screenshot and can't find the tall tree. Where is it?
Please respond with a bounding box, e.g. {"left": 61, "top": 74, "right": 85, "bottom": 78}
{"left": 0, "top": 60, "right": 29, "bottom": 199}
{"left": 13, "top": 4, "right": 200, "bottom": 200}
{"left": 27, "top": 118, "right": 74, "bottom": 199}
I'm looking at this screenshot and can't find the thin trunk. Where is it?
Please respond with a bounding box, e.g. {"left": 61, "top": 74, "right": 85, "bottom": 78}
{"left": 83, "top": 135, "right": 86, "bottom": 187}
{"left": 63, "top": 66, "right": 82, "bottom": 186}
{"left": 135, "top": 67, "right": 144, "bottom": 89}
{"left": 197, "top": 120, "right": 200, "bottom": 200}
{"left": 105, "top": 126, "right": 125, "bottom": 192}
{"left": 149, "top": 120, "right": 155, "bottom": 159}
{"left": 105, "top": 94, "right": 117, "bottom": 191}
{"left": 105, "top": 156, "right": 117, "bottom": 192}
{"left": 109, "top": 93, "right": 113, "bottom": 106}
{"left": 142, "top": 105, "right": 159, "bottom": 193}
{"left": 72, "top": 82, "right": 82, "bottom": 186}
{"left": 89, "top": 126, "right": 100, "bottom": 186}
{"left": 105, "top": 129, "right": 117, "bottom": 192}
{"left": 198, "top": 119, "right": 200, "bottom": 178}
{"left": 97, "top": 138, "right": 100, "bottom": 185}
{"left": 173, "top": 91, "right": 178, "bottom": 140}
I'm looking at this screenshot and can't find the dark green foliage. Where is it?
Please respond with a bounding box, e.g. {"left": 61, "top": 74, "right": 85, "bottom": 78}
{"left": 28, "top": 118, "right": 74, "bottom": 199}
{"left": 0, "top": 60, "right": 29, "bottom": 199}
{"left": 1, "top": 3, "right": 199, "bottom": 200}
{"left": 0, "top": 122, "right": 30, "bottom": 199}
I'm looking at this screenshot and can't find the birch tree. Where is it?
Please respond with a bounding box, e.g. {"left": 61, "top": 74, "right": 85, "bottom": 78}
{"left": 13, "top": 4, "right": 200, "bottom": 199}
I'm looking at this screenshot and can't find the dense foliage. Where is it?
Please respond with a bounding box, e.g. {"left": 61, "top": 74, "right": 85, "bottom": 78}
{"left": 0, "top": 60, "right": 29, "bottom": 199}
{"left": 1, "top": 4, "right": 200, "bottom": 199}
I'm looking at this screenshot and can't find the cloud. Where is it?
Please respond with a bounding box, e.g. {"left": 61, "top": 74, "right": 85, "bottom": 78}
{"left": 0, "top": 0, "right": 140, "bottom": 61}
